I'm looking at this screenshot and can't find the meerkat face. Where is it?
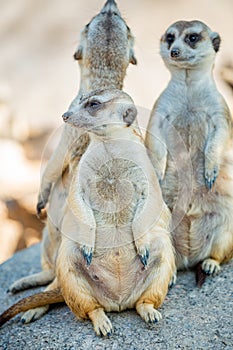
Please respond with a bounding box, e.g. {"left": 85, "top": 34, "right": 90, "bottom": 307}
{"left": 160, "top": 20, "right": 221, "bottom": 69}
{"left": 62, "top": 89, "right": 137, "bottom": 135}
{"left": 74, "top": 0, "right": 137, "bottom": 69}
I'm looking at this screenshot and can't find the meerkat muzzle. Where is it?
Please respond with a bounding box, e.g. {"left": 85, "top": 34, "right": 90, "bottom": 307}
{"left": 171, "top": 48, "right": 181, "bottom": 58}
{"left": 62, "top": 111, "right": 74, "bottom": 122}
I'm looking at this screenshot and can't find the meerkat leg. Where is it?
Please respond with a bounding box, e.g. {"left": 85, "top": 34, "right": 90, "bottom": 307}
{"left": 204, "top": 124, "right": 228, "bottom": 190}
{"left": 8, "top": 223, "right": 59, "bottom": 293}
{"left": 64, "top": 183, "right": 96, "bottom": 265}
{"left": 8, "top": 270, "right": 55, "bottom": 294}
{"left": 202, "top": 229, "right": 233, "bottom": 276}
{"left": 132, "top": 200, "right": 171, "bottom": 268}
{"left": 20, "top": 278, "right": 59, "bottom": 324}
{"left": 136, "top": 269, "right": 170, "bottom": 324}
{"left": 57, "top": 240, "right": 113, "bottom": 336}
{"left": 145, "top": 114, "right": 168, "bottom": 183}
{"left": 202, "top": 258, "right": 220, "bottom": 276}
{"left": 169, "top": 270, "right": 177, "bottom": 287}
{"left": 136, "top": 233, "right": 174, "bottom": 323}
{"left": 37, "top": 125, "right": 79, "bottom": 213}
{"left": 88, "top": 308, "right": 113, "bottom": 337}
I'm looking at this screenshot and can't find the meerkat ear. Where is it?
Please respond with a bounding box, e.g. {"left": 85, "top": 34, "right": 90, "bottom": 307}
{"left": 74, "top": 23, "right": 89, "bottom": 60}
{"left": 122, "top": 105, "right": 137, "bottom": 126}
{"left": 73, "top": 46, "right": 83, "bottom": 60}
{"left": 211, "top": 32, "right": 221, "bottom": 53}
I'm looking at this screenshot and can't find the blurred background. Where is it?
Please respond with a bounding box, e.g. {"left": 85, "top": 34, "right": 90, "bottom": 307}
{"left": 0, "top": 0, "right": 233, "bottom": 263}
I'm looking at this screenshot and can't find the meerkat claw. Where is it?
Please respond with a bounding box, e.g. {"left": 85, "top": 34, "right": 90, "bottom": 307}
{"left": 81, "top": 246, "right": 93, "bottom": 266}
{"left": 36, "top": 201, "right": 45, "bottom": 215}
{"left": 205, "top": 167, "right": 218, "bottom": 190}
{"left": 139, "top": 248, "right": 149, "bottom": 267}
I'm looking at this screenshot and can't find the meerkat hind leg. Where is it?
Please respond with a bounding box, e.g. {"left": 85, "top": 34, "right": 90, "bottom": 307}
{"left": 21, "top": 278, "right": 59, "bottom": 324}
{"left": 88, "top": 308, "right": 113, "bottom": 337}
{"left": 136, "top": 302, "right": 162, "bottom": 324}
{"left": 8, "top": 270, "right": 55, "bottom": 294}
{"left": 202, "top": 258, "right": 220, "bottom": 276}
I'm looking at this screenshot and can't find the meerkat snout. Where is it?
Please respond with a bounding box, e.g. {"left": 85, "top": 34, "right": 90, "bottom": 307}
{"left": 62, "top": 111, "right": 74, "bottom": 122}
{"left": 170, "top": 48, "right": 181, "bottom": 58}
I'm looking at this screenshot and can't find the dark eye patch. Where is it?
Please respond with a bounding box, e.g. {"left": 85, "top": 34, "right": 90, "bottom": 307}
{"left": 166, "top": 33, "right": 175, "bottom": 49}
{"left": 185, "top": 33, "right": 201, "bottom": 48}
{"left": 83, "top": 99, "right": 102, "bottom": 116}
{"left": 84, "top": 100, "right": 101, "bottom": 109}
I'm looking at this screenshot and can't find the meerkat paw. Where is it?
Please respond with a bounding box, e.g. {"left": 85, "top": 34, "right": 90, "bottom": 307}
{"left": 81, "top": 245, "right": 94, "bottom": 266}
{"left": 202, "top": 258, "right": 220, "bottom": 276}
{"left": 136, "top": 303, "right": 162, "bottom": 324}
{"left": 169, "top": 271, "right": 177, "bottom": 288}
{"left": 8, "top": 280, "right": 24, "bottom": 294}
{"left": 88, "top": 308, "right": 113, "bottom": 337}
{"left": 21, "top": 306, "right": 49, "bottom": 324}
{"left": 36, "top": 184, "right": 52, "bottom": 216}
{"left": 135, "top": 244, "right": 149, "bottom": 267}
{"left": 204, "top": 164, "right": 218, "bottom": 190}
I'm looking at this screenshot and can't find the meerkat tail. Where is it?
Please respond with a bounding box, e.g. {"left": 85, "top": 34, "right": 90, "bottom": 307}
{"left": 0, "top": 288, "right": 64, "bottom": 327}
{"left": 195, "top": 262, "right": 206, "bottom": 288}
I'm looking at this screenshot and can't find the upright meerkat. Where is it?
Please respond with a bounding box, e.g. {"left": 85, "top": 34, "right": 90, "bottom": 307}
{"left": 146, "top": 20, "right": 233, "bottom": 280}
{"left": 0, "top": 89, "right": 175, "bottom": 336}
{"left": 37, "top": 0, "right": 137, "bottom": 214}
{"left": 8, "top": 0, "right": 137, "bottom": 296}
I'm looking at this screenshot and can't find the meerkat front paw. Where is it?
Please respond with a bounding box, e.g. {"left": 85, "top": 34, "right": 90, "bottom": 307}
{"left": 135, "top": 244, "right": 150, "bottom": 267}
{"left": 202, "top": 258, "right": 220, "bottom": 276}
{"left": 36, "top": 184, "right": 52, "bottom": 216}
{"left": 169, "top": 270, "right": 177, "bottom": 288}
{"left": 81, "top": 245, "right": 94, "bottom": 266}
{"left": 136, "top": 303, "right": 162, "bottom": 324}
{"left": 204, "top": 164, "right": 218, "bottom": 190}
{"left": 88, "top": 308, "right": 113, "bottom": 337}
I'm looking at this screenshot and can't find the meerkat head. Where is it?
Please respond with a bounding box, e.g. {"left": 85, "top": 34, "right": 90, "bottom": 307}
{"left": 160, "top": 20, "right": 221, "bottom": 70}
{"left": 62, "top": 89, "right": 137, "bottom": 136}
{"left": 73, "top": 0, "right": 137, "bottom": 71}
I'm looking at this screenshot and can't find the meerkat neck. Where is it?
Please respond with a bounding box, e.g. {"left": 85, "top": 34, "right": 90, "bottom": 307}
{"left": 79, "top": 66, "right": 125, "bottom": 95}
{"left": 88, "top": 124, "right": 143, "bottom": 144}
{"left": 169, "top": 64, "right": 214, "bottom": 87}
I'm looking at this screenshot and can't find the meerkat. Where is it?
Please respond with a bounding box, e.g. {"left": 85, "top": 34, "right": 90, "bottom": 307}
{"left": 37, "top": 0, "right": 137, "bottom": 214}
{"left": 8, "top": 0, "right": 137, "bottom": 297}
{"left": 146, "top": 20, "right": 233, "bottom": 282}
{"left": 1, "top": 89, "right": 175, "bottom": 336}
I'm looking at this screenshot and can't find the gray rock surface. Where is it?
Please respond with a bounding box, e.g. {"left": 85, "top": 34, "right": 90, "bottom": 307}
{"left": 0, "top": 244, "right": 232, "bottom": 350}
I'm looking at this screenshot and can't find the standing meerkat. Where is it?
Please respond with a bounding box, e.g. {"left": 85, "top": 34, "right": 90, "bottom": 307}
{"left": 146, "top": 20, "right": 233, "bottom": 281}
{"left": 0, "top": 89, "right": 175, "bottom": 336}
{"left": 8, "top": 0, "right": 137, "bottom": 296}
{"left": 37, "top": 0, "right": 137, "bottom": 214}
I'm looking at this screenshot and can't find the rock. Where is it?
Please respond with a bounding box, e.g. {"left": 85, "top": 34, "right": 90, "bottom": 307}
{"left": 0, "top": 244, "right": 232, "bottom": 349}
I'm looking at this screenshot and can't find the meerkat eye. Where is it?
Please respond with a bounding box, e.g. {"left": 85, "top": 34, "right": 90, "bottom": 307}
{"left": 166, "top": 33, "right": 175, "bottom": 45}
{"left": 86, "top": 100, "right": 101, "bottom": 109}
{"left": 186, "top": 33, "right": 200, "bottom": 44}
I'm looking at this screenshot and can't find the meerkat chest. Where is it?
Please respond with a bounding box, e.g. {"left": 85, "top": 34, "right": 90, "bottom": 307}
{"left": 165, "top": 92, "right": 212, "bottom": 153}
{"left": 84, "top": 157, "right": 147, "bottom": 229}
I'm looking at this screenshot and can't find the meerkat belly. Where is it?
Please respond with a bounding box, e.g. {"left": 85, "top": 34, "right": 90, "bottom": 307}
{"left": 75, "top": 244, "right": 160, "bottom": 311}
{"left": 163, "top": 111, "right": 209, "bottom": 208}
{"left": 164, "top": 111, "right": 221, "bottom": 267}
{"left": 175, "top": 190, "right": 225, "bottom": 268}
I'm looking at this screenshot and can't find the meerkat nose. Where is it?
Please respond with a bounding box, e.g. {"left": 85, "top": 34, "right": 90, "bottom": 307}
{"left": 62, "top": 111, "right": 73, "bottom": 121}
{"left": 171, "top": 48, "right": 181, "bottom": 58}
